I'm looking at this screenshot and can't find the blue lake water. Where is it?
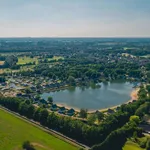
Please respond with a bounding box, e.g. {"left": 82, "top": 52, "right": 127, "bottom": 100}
{"left": 41, "top": 81, "right": 134, "bottom": 111}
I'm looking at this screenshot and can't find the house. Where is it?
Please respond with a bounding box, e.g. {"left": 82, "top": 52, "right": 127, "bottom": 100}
{"left": 16, "top": 93, "right": 22, "bottom": 97}
{"left": 132, "top": 100, "right": 137, "bottom": 103}
{"left": 51, "top": 104, "right": 58, "bottom": 111}
{"left": 22, "top": 94, "right": 28, "bottom": 98}
{"left": 40, "top": 99, "right": 48, "bottom": 105}
{"left": 1, "top": 82, "right": 6, "bottom": 86}
{"left": 116, "top": 106, "right": 120, "bottom": 111}
{"left": 67, "top": 108, "right": 75, "bottom": 116}
{"left": 58, "top": 107, "right": 66, "bottom": 114}
{"left": 30, "top": 86, "right": 36, "bottom": 90}
{"left": 107, "top": 109, "right": 114, "bottom": 114}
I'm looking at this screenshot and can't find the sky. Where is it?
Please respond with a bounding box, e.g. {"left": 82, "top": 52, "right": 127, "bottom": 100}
{"left": 0, "top": 0, "right": 150, "bottom": 37}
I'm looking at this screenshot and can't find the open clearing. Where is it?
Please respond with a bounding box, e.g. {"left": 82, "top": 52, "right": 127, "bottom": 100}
{"left": 48, "top": 56, "right": 64, "bottom": 61}
{"left": 17, "top": 56, "right": 38, "bottom": 65}
{"left": 0, "top": 61, "right": 4, "bottom": 65}
{"left": 123, "top": 141, "right": 144, "bottom": 150}
{"left": 0, "top": 108, "right": 78, "bottom": 150}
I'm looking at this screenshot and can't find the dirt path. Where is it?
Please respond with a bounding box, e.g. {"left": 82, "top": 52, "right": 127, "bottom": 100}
{"left": 32, "top": 142, "right": 51, "bottom": 150}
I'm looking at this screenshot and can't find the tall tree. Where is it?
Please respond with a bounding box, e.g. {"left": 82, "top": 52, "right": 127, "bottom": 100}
{"left": 79, "top": 109, "right": 88, "bottom": 118}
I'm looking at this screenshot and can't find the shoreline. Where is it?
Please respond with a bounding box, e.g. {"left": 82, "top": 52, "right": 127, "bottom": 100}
{"left": 55, "top": 88, "right": 139, "bottom": 113}
{"left": 96, "top": 87, "right": 139, "bottom": 113}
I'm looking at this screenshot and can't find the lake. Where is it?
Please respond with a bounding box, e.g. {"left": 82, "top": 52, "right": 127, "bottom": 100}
{"left": 41, "top": 81, "right": 134, "bottom": 111}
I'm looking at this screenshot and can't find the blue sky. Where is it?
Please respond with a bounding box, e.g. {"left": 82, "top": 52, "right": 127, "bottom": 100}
{"left": 0, "top": 0, "right": 150, "bottom": 37}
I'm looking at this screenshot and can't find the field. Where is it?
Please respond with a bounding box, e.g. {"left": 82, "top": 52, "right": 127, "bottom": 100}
{"left": 17, "top": 56, "right": 38, "bottom": 65}
{"left": 17, "top": 56, "right": 64, "bottom": 65}
{"left": 0, "top": 108, "right": 78, "bottom": 150}
{"left": 48, "top": 56, "right": 64, "bottom": 61}
{"left": 0, "top": 56, "right": 64, "bottom": 74}
{"left": 123, "top": 141, "right": 144, "bottom": 150}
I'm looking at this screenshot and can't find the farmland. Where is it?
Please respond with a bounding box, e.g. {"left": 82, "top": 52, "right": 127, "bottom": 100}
{"left": 0, "top": 108, "right": 78, "bottom": 150}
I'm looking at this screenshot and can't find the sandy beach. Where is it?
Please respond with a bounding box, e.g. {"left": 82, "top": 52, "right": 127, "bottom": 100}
{"left": 129, "top": 88, "right": 139, "bottom": 102}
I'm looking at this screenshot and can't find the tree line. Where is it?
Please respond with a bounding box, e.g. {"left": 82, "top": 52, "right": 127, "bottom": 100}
{"left": 17, "top": 60, "right": 142, "bottom": 85}
{"left": 0, "top": 89, "right": 150, "bottom": 149}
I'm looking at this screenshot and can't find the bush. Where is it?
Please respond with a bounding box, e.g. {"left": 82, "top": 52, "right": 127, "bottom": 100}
{"left": 139, "top": 140, "right": 147, "bottom": 148}
{"left": 146, "top": 138, "right": 150, "bottom": 150}
{"left": 22, "top": 141, "right": 35, "bottom": 150}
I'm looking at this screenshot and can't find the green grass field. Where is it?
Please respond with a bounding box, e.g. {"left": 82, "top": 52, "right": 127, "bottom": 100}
{"left": 48, "top": 56, "right": 64, "bottom": 61}
{"left": 0, "top": 109, "right": 78, "bottom": 150}
{"left": 17, "top": 56, "right": 38, "bottom": 65}
{"left": 123, "top": 141, "right": 144, "bottom": 150}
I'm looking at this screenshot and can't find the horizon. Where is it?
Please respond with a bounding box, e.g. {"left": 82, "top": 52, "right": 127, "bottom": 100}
{"left": 0, "top": 36, "right": 150, "bottom": 39}
{"left": 0, "top": 0, "right": 150, "bottom": 37}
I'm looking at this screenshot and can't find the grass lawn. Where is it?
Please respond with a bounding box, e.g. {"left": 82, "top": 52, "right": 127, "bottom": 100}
{"left": 123, "top": 141, "right": 144, "bottom": 150}
{"left": 0, "top": 68, "right": 21, "bottom": 74}
{"left": 0, "top": 109, "right": 79, "bottom": 150}
{"left": 0, "top": 65, "right": 35, "bottom": 74}
{"left": 0, "top": 69, "right": 4, "bottom": 74}
{"left": 20, "top": 65, "right": 35, "bottom": 71}
{"left": 48, "top": 56, "right": 64, "bottom": 61}
{"left": 17, "top": 56, "right": 38, "bottom": 65}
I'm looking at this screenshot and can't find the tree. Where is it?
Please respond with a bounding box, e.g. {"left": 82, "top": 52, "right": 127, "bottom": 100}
{"left": 146, "top": 85, "right": 150, "bottom": 97}
{"left": 87, "top": 114, "right": 96, "bottom": 125}
{"left": 19, "top": 102, "right": 29, "bottom": 116}
{"left": 146, "top": 139, "right": 150, "bottom": 150}
{"left": 140, "top": 139, "right": 147, "bottom": 148}
{"left": 47, "top": 112, "right": 58, "bottom": 129}
{"left": 146, "top": 85, "right": 150, "bottom": 93}
{"left": 25, "top": 88, "right": 32, "bottom": 94}
{"left": 135, "top": 102, "right": 150, "bottom": 118}
{"left": 130, "top": 115, "right": 140, "bottom": 125}
{"left": 91, "top": 119, "right": 140, "bottom": 150}
{"left": 96, "top": 111, "right": 104, "bottom": 122}
{"left": 35, "top": 95, "right": 41, "bottom": 101}
{"left": 0, "top": 94, "right": 146, "bottom": 147}
{"left": 79, "top": 109, "right": 88, "bottom": 118}
{"left": 3, "top": 55, "right": 18, "bottom": 68}
{"left": 133, "top": 131, "right": 138, "bottom": 142}
{"left": 33, "top": 108, "right": 41, "bottom": 122}
{"left": 138, "top": 88, "right": 147, "bottom": 100}
{"left": 22, "top": 141, "right": 35, "bottom": 150}
{"left": 26, "top": 105, "right": 35, "bottom": 119}
{"left": 39, "top": 109, "right": 49, "bottom": 125}
{"left": 47, "top": 96, "right": 53, "bottom": 104}
{"left": 68, "top": 76, "right": 76, "bottom": 86}
{"left": 0, "top": 76, "right": 5, "bottom": 83}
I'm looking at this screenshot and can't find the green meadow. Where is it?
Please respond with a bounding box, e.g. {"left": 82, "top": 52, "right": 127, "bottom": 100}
{"left": 0, "top": 108, "right": 79, "bottom": 150}
{"left": 124, "top": 141, "right": 144, "bottom": 150}
{"left": 17, "top": 56, "right": 38, "bottom": 65}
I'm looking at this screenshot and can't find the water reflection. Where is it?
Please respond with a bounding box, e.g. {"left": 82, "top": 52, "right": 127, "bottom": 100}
{"left": 41, "top": 82, "right": 133, "bottom": 111}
